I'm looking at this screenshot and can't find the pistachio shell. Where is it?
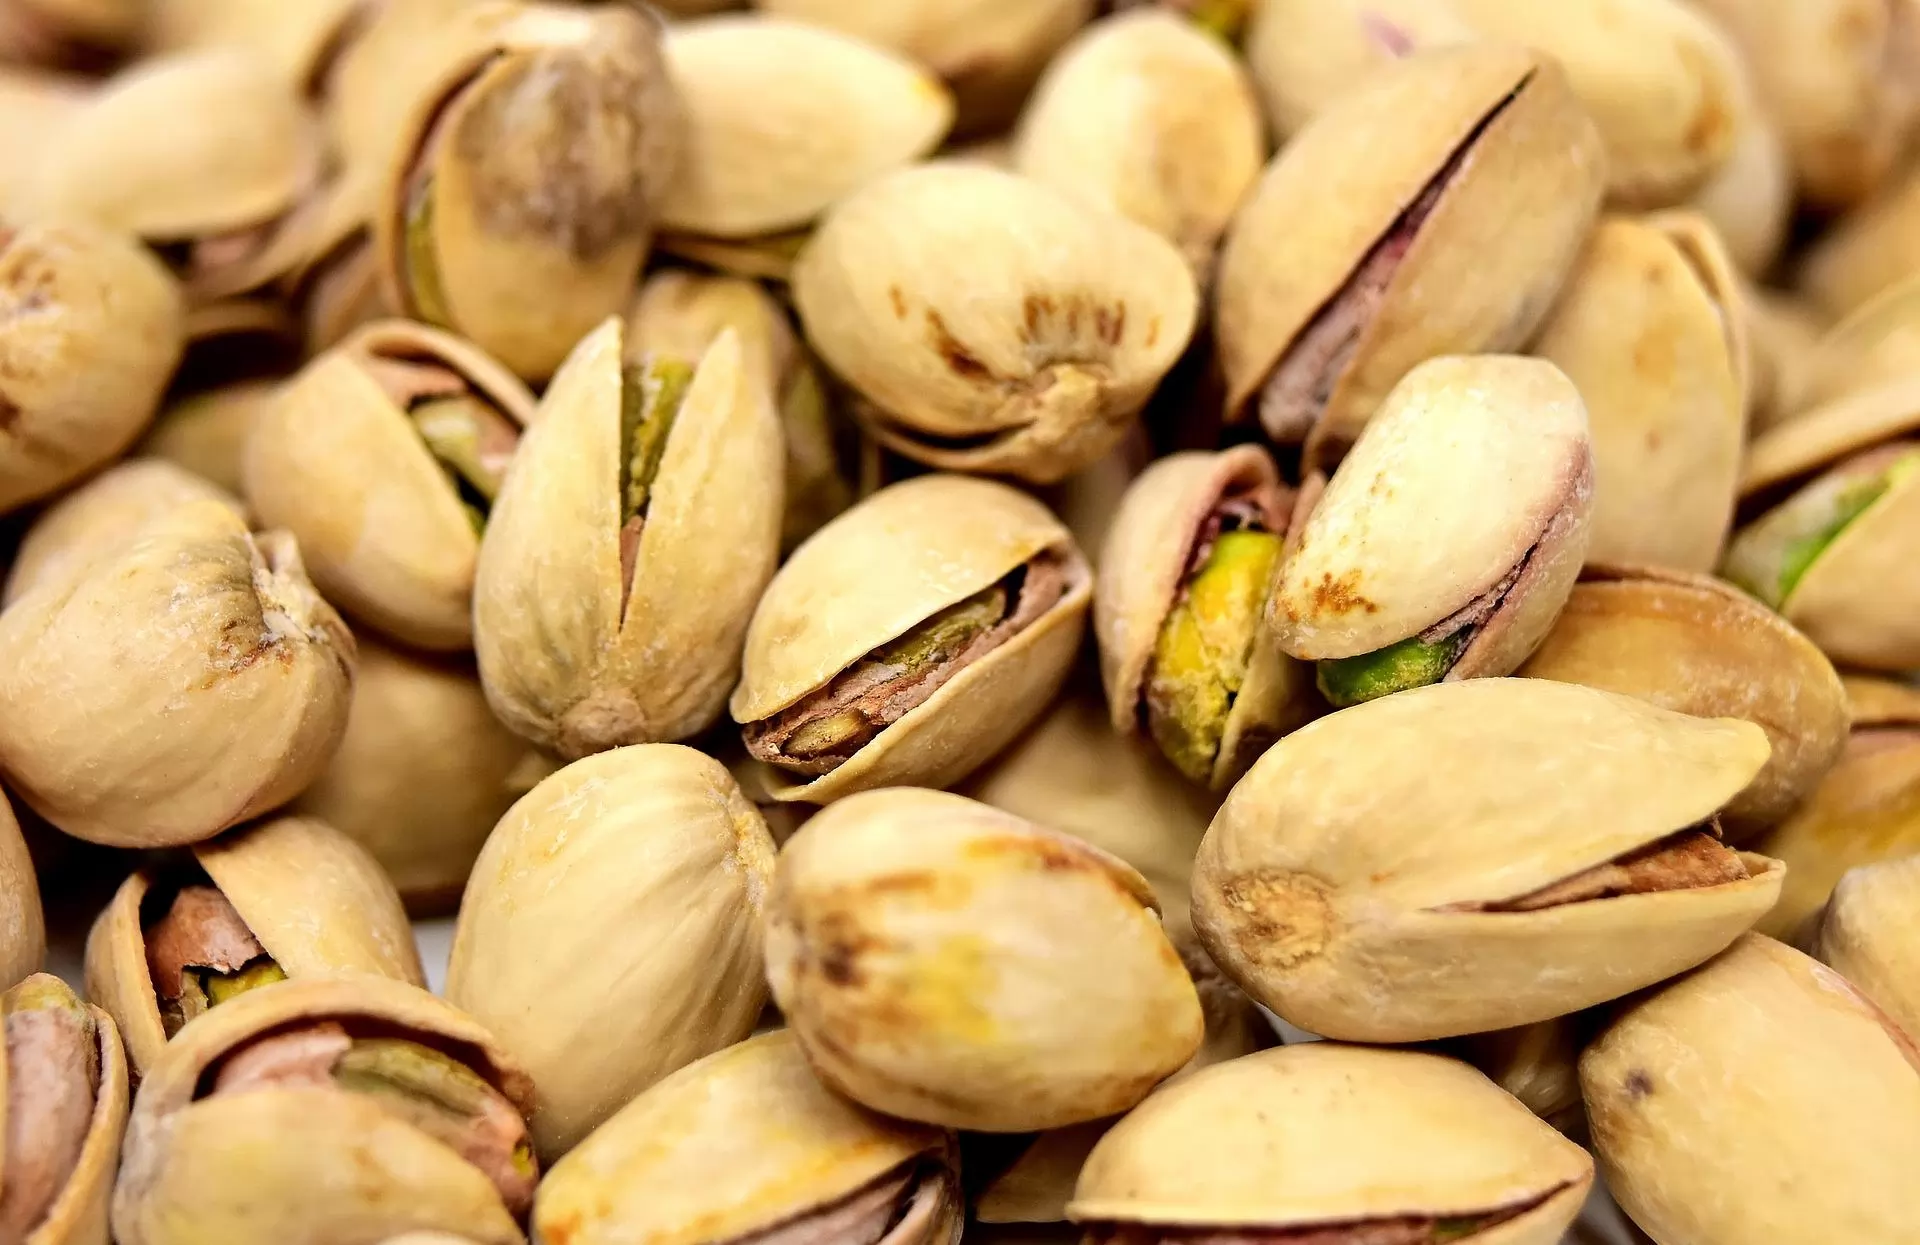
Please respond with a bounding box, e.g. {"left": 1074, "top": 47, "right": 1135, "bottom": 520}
{"left": 1582, "top": 934, "right": 1920, "bottom": 1244}
{"left": 0, "top": 791, "right": 42, "bottom": 992}
{"left": 1453, "top": 1016, "right": 1589, "bottom": 1132}
{"left": 1688, "top": 95, "right": 1793, "bottom": 277}
{"left": 1243, "top": 0, "right": 1475, "bottom": 141}
{"left": 134, "top": 381, "right": 281, "bottom": 503}
{"left": 324, "top": 0, "right": 508, "bottom": 177}
{"left": 1193, "top": 679, "right": 1781, "bottom": 1041}
{"left": 1841, "top": 672, "right": 1920, "bottom": 726}
{"left": 144, "top": 0, "right": 367, "bottom": 89}
{"left": 1800, "top": 162, "right": 1920, "bottom": 320}
{"left": 1814, "top": 856, "right": 1920, "bottom": 1045}
{"left": 1799, "top": 274, "right": 1920, "bottom": 410}
{"left": 792, "top": 162, "right": 1198, "bottom": 484}
{"left": 0, "top": 68, "right": 86, "bottom": 217}
{"left": 765, "top": 788, "right": 1203, "bottom": 1131}
{"left": 1743, "top": 287, "right": 1828, "bottom": 433}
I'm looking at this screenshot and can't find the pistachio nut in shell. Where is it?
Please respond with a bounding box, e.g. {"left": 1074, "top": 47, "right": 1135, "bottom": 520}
{"left": 1216, "top": 46, "right": 1603, "bottom": 468}
{"left": 83, "top": 814, "right": 425, "bottom": 1078}
{"left": 765, "top": 788, "right": 1203, "bottom": 1131}
{"left": 0, "top": 222, "right": 185, "bottom": 515}
{"left": 532, "top": 1029, "right": 960, "bottom": 1245}
{"left": 1799, "top": 162, "right": 1920, "bottom": 321}
{"left": 474, "top": 318, "right": 782, "bottom": 758}
{"left": 1095, "top": 446, "right": 1318, "bottom": 788}
{"left": 0, "top": 974, "right": 130, "bottom": 1245}
{"left": 134, "top": 379, "right": 279, "bottom": 498}
{"left": 1517, "top": 564, "right": 1848, "bottom": 842}
{"left": 1241, "top": 0, "right": 1474, "bottom": 142}
{"left": 1193, "top": 679, "right": 1783, "bottom": 1042}
{"left": 1796, "top": 274, "right": 1920, "bottom": 411}
{"left": 1268, "top": 356, "right": 1593, "bottom": 710}
{"left": 1010, "top": 10, "right": 1264, "bottom": 274}
{"left": 447, "top": 744, "right": 776, "bottom": 1161}
{"left": 111, "top": 975, "right": 538, "bottom": 1245}
{"left": 733, "top": 474, "right": 1090, "bottom": 803}
{"left": 1069, "top": 1044, "right": 1593, "bottom": 1245}
{"left": 792, "top": 161, "right": 1197, "bottom": 484}
{"left": 1583, "top": 934, "right": 1920, "bottom": 1244}
{"left": 1814, "top": 855, "right": 1920, "bottom": 1041}
{"left": 0, "top": 502, "right": 354, "bottom": 848}
{"left": 0, "top": 790, "right": 41, "bottom": 993}
{"left": 1450, "top": 1015, "right": 1590, "bottom": 1135}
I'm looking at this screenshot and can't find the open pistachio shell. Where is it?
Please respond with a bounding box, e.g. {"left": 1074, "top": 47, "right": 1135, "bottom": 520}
{"left": 0, "top": 790, "right": 43, "bottom": 993}
{"left": 144, "top": 0, "right": 368, "bottom": 91}
{"left": 533, "top": 1029, "right": 960, "bottom": 1245}
{"left": 731, "top": 474, "right": 1091, "bottom": 803}
{"left": 1800, "top": 162, "right": 1920, "bottom": 320}
{"left": 1518, "top": 564, "right": 1848, "bottom": 842}
{"left": 135, "top": 381, "right": 280, "bottom": 506}
{"left": 766, "top": 788, "right": 1201, "bottom": 1131}
{"left": 1217, "top": 46, "right": 1603, "bottom": 467}
{"left": 1583, "top": 934, "right": 1920, "bottom": 1244}
{"left": 1194, "top": 679, "right": 1782, "bottom": 1042}
{"left": 112, "top": 975, "right": 536, "bottom": 1245}
{"left": 1798, "top": 274, "right": 1920, "bottom": 410}
{"left": 474, "top": 317, "right": 782, "bottom": 758}
{"left": 1070, "top": 1044, "right": 1593, "bottom": 1245}
{"left": 1814, "top": 855, "right": 1920, "bottom": 1041}
{"left": 1743, "top": 286, "right": 1827, "bottom": 432}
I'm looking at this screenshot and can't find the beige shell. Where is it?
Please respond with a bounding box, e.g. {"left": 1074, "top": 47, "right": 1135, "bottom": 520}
{"left": 1242, "top": 0, "right": 1475, "bottom": 141}
{"left": 730, "top": 474, "right": 1091, "bottom": 803}
{"left": 0, "top": 68, "right": 87, "bottom": 218}
{"left": 1800, "top": 163, "right": 1920, "bottom": 321}
{"left": 1815, "top": 856, "right": 1920, "bottom": 1041}
{"left": 1743, "top": 286, "right": 1828, "bottom": 431}
{"left": 83, "top": 814, "right": 425, "bottom": 1077}
{"left": 0, "top": 223, "right": 185, "bottom": 514}
{"left": 765, "top": 788, "right": 1203, "bottom": 1131}
{"left": 446, "top": 745, "right": 776, "bottom": 1161}
{"left": 133, "top": 381, "right": 279, "bottom": 498}
{"left": 1688, "top": 89, "right": 1794, "bottom": 277}
{"left": 1798, "top": 274, "right": 1920, "bottom": 410}
{"left": 474, "top": 318, "right": 783, "bottom": 758}
{"left": 1193, "top": 678, "right": 1782, "bottom": 1042}
{"left": 791, "top": 161, "right": 1198, "bottom": 484}
{"left": 1583, "top": 934, "right": 1920, "bottom": 1243}
{"left": 1842, "top": 673, "right": 1920, "bottom": 726}
{"left": 0, "top": 790, "right": 43, "bottom": 992}
{"left": 1069, "top": 1044, "right": 1592, "bottom": 1244}
{"left": 1452, "top": 1015, "right": 1590, "bottom": 1132}
{"left": 0, "top": 503, "right": 355, "bottom": 848}
{"left": 532, "top": 1029, "right": 960, "bottom": 1245}
{"left": 144, "top": 0, "right": 367, "bottom": 89}
{"left": 1532, "top": 215, "right": 1745, "bottom": 571}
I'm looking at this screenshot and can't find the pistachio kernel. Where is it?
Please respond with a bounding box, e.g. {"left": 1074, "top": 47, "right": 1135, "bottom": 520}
{"left": 1316, "top": 628, "right": 1472, "bottom": 710}
{"left": 617, "top": 355, "right": 696, "bottom": 613}
{"left": 0, "top": 976, "right": 99, "bottom": 1244}
{"left": 403, "top": 180, "right": 454, "bottom": 330}
{"left": 1723, "top": 445, "right": 1920, "bottom": 609}
{"left": 410, "top": 394, "right": 521, "bottom": 532}
{"left": 144, "top": 885, "right": 284, "bottom": 1039}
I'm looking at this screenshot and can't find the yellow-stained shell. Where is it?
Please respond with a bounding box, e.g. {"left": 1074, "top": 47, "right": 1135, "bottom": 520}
{"left": 1798, "top": 274, "right": 1920, "bottom": 411}
{"left": 0, "top": 789, "right": 43, "bottom": 992}
{"left": 134, "top": 380, "right": 281, "bottom": 504}
{"left": 1814, "top": 855, "right": 1920, "bottom": 1041}
{"left": 1800, "top": 162, "right": 1920, "bottom": 321}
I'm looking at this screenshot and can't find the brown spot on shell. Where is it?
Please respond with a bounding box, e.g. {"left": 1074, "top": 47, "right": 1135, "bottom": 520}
{"left": 1310, "top": 570, "right": 1378, "bottom": 615}
{"left": 1625, "top": 1069, "right": 1654, "bottom": 1100}
{"left": 924, "top": 309, "right": 990, "bottom": 380}
{"left": 889, "top": 285, "right": 907, "bottom": 320}
{"left": 0, "top": 389, "right": 17, "bottom": 434}
{"left": 1209, "top": 868, "right": 1335, "bottom": 971}
{"left": 1017, "top": 291, "right": 1129, "bottom": 353}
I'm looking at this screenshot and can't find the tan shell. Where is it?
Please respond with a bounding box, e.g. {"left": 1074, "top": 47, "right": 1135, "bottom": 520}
{"left": 1743, "top": 286, "right": 1828, "bottom": 432}
{"left": 83, "top": 814, "right": 425, "bottom": 1077}
{"left": 1800, "top": 163, "right": 1920, "bottom": 320}
{"left": 1841, "top": 673, "right": 1920, "bottom": 727}
{"left": 111, "top": 975, "right": 535, "bottom": 1245}
{"left": 144, "top": 0, "right": 367, "bottom": 89}
{"left": 0, "top": 790, "right": 43, "bottom": 992}
{"left": 0, "top": 68, "right": 88, "bottom": 218}
{"left": 1193, "top": 678, "right": 1782, "bottom": 1042}
{"left": 324, "top": 0, "right": 513, "bottom": 178}
{"left": 1452, "top": 1016, "right": 1589, "bottom": 1132}
{"left": 1243, "top": 0, "right": 1476, "bottom": 141}
{"left": 134, "top": 381, "right": 282, "bottom": 508}
{"left": 765, "top": 788, "right": 1203, "bottom": 1131}
{"left": 1815, "top": 856, "right": 1920, "bottom": 1043}
{"left": 1582, "top": 934, "right": 1920, "bottom": 1243}
{"left": 1798, "top": 274, "right": 1920, "bottom": 410}
{"left": 447, "top": 745, "right": 776, "bottom": 1161}
{"left": 791, "top": 161, "right": 1198, "bottom": 484}
{"left": 1517, "top": 564, "right": 1849, "bottom": 842}
{"left": 0, "top": 223, "right": 185, "bottom": 515}
{"left": 473, "top": 318, "right": 783, "bottom": 758}
{"left": 532, "top": 1029, "right": 960, "bottom": 1245}
{"left": 1070, "top": 1044, "right": 1592, "bottom": 1244}
{"left": 0, "top": 503, "right": 355, "bottom": 848}
{"left": 1688, "top": 88, "right": 1794, "bottom": 276}
{"left": 730, "top": 474, "right": 1091, "bottom": 803}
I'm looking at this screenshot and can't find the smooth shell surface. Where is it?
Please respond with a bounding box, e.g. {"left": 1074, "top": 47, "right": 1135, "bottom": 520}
{"left": 0, "top": 791, "right": 41, "bottom": 992}
{"left": 1814, "top": 856, "right": 1920, "bottom": 1042}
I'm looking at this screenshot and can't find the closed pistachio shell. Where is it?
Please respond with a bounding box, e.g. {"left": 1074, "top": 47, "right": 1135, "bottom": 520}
{"left": 1688, "top": 94, "right": 1794, "bottom": 277}
{"left": 1814, "top": 856, "right": 1920, "bottom": 1041}
{"left": 1743, "top": 286, "right": 1827, "bottom": 432}
{"left": 732, "top": 475, "right": 1091, "bottom": 803}
{"left": 144, "top": 0, "right": 367, "bottom": 91}
{"left": 1070, "top": 1044, "right": 1593, "bottom": 1245}
{"left": 766, "top": 788, "right": 1203, "bottom": 1131}
{"left": 134, "top": 380, "right": 280, "bottom": 499}
{"left": 532, "top": 1030, "right": 960, "bottom": 1245}
{"left": 1193, "top": 679, "right": 1782, "bottom": 1042}
{"left": 1582, "top": 934, "right": 1920, "bottom": 1244}
{"left": 0, "top": 790, "right": 43, "bottom": 992}
{"left": 0, "top": 503, "right": 355, "bottom": 848}
{"left": 1243, "top": 0, "right": 1475, "bottom": 141}
{"left": 1798, "top": 274, "right": 1920, "bottom": 410}
{"left": 1800, "top": 163, "right": 1920, "bottom": 320}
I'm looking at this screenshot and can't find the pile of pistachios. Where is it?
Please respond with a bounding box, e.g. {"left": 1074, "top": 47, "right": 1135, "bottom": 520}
{"left": 5, "top": 0, "right": 1920, "bottom": 1242}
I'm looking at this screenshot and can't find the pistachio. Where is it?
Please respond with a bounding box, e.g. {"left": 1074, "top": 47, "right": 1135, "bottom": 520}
{"left": 1797, "top": 274, "right": 1920, "bottom": 411}
{"left": 733, "top": 474, "right": 1091, "bottom": 803}
{"left": 1193, "top": 679, "right": 1783, "bottom": 1041}
{"left": 791, "top": 162, "right": 1198, "bottom": 483}
{"left": 532, "top": 1029, "right": 961, "bottom": 1245}
{"left": 1268, "top": 357, "right": 1593, "bottom": 708}
{"left": 144, "top": 0, "right": 373, "bottom": 95}
{"left": 765, "top": 788, "right": 1203, "bottom": 1131}
{"left": 0, "top": 790, "right": 41, "bottom": 994}
{"left": 1811, "top": 857, "right": 1920, "bottom": 1048}
{"left": 1242, "top": 0, "right": 1474, "bottom": 141}
{"left": 1216, "top": 46, "right": 1603, "bottom": 467}
{"left": 0, "top": 67, "right": 87, "bottom": 216}
{"left": 1450, "top": 1015, "right": 1590, "bottom": 1135}
{"left": 133, "top": 381, "right": 279, "bottom": 498}
{"left": 1800, "top": 161, "right": 1920, "bottom": 321}
{"left": 1743, "top": 286, "right": 1827, "bottom": 432}
{"left": 474, "top": 318, "right": 783, "bottom": 758}
{"left": 1687, "top": 87, "right": 1793, "bottom": 277}
{"left": 0, "top": 502, "right": 355, "bottom": 848}
{"left": 1583, "top": 934, "right": 1920, "bottom": 1244}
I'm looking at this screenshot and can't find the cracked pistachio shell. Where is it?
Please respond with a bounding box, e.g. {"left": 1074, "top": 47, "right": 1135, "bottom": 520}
{"left": 0, "top": 975, "right": 131, "bottom": 1245}
{"left": 1815, "top": 855, "right": 1920, "bottom": 1042}
{"left": 1743, "top": 287, "right": 1827, "bottom": 432}
{"left": 1798, "top": 274, "right": 1920, "bottom": 410}
{"left": 111, "top": 975, "right": 535, "bottom": 1245}
{"left": 1688, "top": 91, "right": 1793, "bottom": 277}
{"left": 0, "top": 222, "right": 185, "bottom": 515}
{"left": 446, "top": 745, "right": 776, "bottom": 1161}
{"left": 1519, "top": 564, "right": 1847, "bottom": 842}
{"left": 1269, "top": 357, "right": 1594, "bottom": 677}
{"left": 244, "top": 321, "right": 534, "bottom": 652}
{"left": 0, "top": 789, "right": 43, "bottom": 992}
{"left": 144, "top": 0, "right": 367, "bottom": 89}
{"left": 1069, "top": 1045, "right": 1593, "bottom": 1245}
{"left": 1800, "top": 163, "right": 1920, "bottom": 321}
{"left": 135, "top": 380, "right": 279, "bottom": 498}
{"left": 1193, "top": 679, "right": 1782, "bottom": 1042}
{"left": 474, "top": 318, "right": 782, "bottom": 758}
{"left": 766, "top": 788, "right": 1203, "bottom": 1131}
{"left": 658, "top": 16, "right": 952, "bottom": 240}
{"left": 1011, "top": 10, "right": 1263, "bottom": 273}
{"left": 0, "top": 503, "right": 354, "bottom": 848}
{"left": 1216, "top": 46, "right": 1603, "bottom": 464}
{"left": 83, "top": 814, "right": 426, "bottom": 1078}
{"left": 533, "top": 1029, "right": 960, "bottom": 1245}
{"left": 792, "top": 162, "right": 1198, "bottom": 484}
{"left": 731, "top": 474, "right": 1091, "bottom": 803}
{"left": 1583, "top": 935, "right": 1920, "bottom": 1244}
{"left": 1533, "top": 215, "right": 1745, "bottom": 571}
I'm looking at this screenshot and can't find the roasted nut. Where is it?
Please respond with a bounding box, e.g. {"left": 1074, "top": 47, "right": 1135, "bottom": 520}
{"left": 1193, "top": 678, "right": 1784, "bottom": 1042}
{"left": 134, "top": 381, "right": 279, "bottom": 506}
{"left": 1813, "top": 855, "right": 1920, "bottom": 1041}
{"left": 0, "top": 67, "right": 87, "bottom": 216}
{"left": 1688, "top": 85, "right": 1794, "bottom": 277}
{"left": 0, "top": 789, "right": 42, "bottom": 993}
{"left": 1242, "top": 0, "right": 1473, "bottom": 141}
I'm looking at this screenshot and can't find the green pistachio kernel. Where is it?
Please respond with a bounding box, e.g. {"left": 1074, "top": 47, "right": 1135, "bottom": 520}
{"left": 334, "top": 1037, "right": 535, "bottom": 1177}
{"left": 1316, "top": 629, "right": 1472, "bottom": 710}
{"left": 1433, "top": 1217, "right": 1490, "bottom": 1242}
{"left": 1723, "top": 451, "right": 1920, "bottom": 608}
{"left": 403, "top": 181, "right": 454, "bottom": 330}
{"left": 412, "top": 395, "right": 517, "bottom": 532}
{"left": 202, "top": 960, "right": 288, "bottom": 1006}
{"left": 620, "top": 357, "right": 696, "bottom": 523}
